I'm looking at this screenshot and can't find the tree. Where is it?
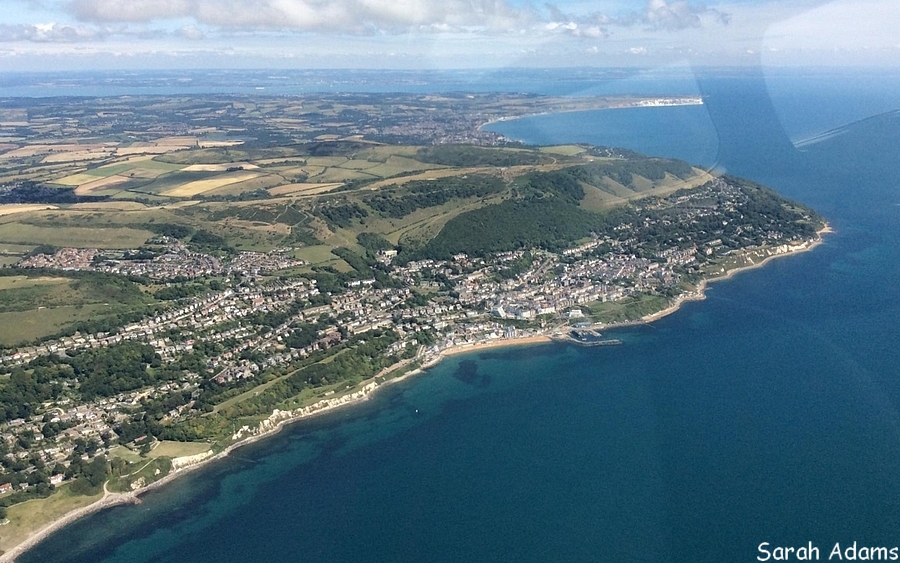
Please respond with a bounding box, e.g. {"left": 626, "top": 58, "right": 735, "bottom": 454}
{"left": 69, "top": 456, "right": 108, "bottom": 496}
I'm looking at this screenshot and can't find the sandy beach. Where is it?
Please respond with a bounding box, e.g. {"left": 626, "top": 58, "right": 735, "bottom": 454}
{"left": 1, "top": 226, "right": 829, "bottom": 562}
{"left": 436, "top": 335, "right": 554, "bottom": 357}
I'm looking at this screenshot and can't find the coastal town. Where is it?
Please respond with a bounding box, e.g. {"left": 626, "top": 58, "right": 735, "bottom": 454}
{"left": 0, "top": 175, "right": 824, "bottom": 516}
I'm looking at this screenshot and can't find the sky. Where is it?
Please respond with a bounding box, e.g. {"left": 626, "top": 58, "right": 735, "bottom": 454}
{"left": 0, "top": 0, "right": 897, "bottom": 71}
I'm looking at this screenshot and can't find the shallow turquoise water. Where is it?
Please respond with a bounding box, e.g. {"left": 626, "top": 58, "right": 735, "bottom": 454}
{"left": 21, "top": 70, "right": 900, "bottom": 563}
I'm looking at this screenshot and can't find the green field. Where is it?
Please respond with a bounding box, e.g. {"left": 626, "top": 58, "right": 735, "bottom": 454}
{"left": 312, "top": 167, "right": 377, "bottom": 183}
{"left": 0, "top": 304, "right": 123, "bottom": 346}
{"left": 107, "top": 445, "right": 143, "bottom": 463}
{"left": 0, "top": 223, "right": 153, "bottom": 248}
{"left": 539, "top": 145, "right": 587, "bottom": 156}
{"left": 0, "top": 276, "right": 69, "bottom": 292}
{"left": 293, "top": 245, "right": 342, "bottom": 265}
{"left": 584, "top": 294, "right": 671, "bottom": 324}
{"left": 305, "top": 156, "right": 351, "bottom": 168}
{"left": 0, "top": 270, "right": 152, "bottom": 345}
{"left": 337, "top": 159, "right": 381, "bottom": 171}
{"left": 52, "top": 160, "right": 186, "bottom": 188}
{"left": 83, "top": 163, "right": 134, "bottom": 177}
{"left": 147, "top": 441, "right": 211, "bottom": 459}
{"left": 0, "top": 243, "right": 37, "bottom": 254}
{"left": 110, "top": 159, "right": 183, "bottom": 173}
{"left": 365, "top": 156, "right": 446, "bottom": 178}
{"left": 358, "top": 145, "right": 420, "bottom": 160}
{"left": 51, "top": 173, "right": 99, "bottom": 186}
{"left": 128, "top": 170, "right": 217, "bottom": 195}
{"left": 86, "top": 160, "right": 185, "bottom": 180}
{"left": 0, "top": 276, "right": 76, "bottom": 313}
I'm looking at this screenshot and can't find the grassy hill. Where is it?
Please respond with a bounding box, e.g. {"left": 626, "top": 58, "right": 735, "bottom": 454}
{"left": 2, "top": 141, "right": 713, "bottom": 260}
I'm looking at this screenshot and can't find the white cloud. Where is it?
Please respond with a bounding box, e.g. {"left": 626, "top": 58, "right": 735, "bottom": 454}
{"left": 543, "top": 0, "right": 729, "bottom": 32}
{"left": 69, "top": 0, "right": 193, "bottom": 23}
{"left": 641, "top": 0, "right": 730, "bottom": 30}
{"left": 176, "top": 25, "right": 204, "bottom": 40}
{"left": 68, "top": 0, "right": 535, "bottom": 33}
{"left": 0, "top": 22, "right": 104, "bottom": 42}
{"left": 581, "top": 26, "right": 607, "bottom": 39}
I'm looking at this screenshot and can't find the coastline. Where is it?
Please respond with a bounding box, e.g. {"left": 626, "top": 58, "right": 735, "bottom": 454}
{"left": 2, "top": 225, "right": 829, "bottom": 562}
{"left": 703, "top": 225, "right": 831, "bottom": 286}
{"left": 0, "top": 486, "right": 140, "bottom": 563}
{"left": 601, "top": 225, "right": 831, "bottom": 330}
{"left": 477, "top": 97, "right": 704, "bottom": 132}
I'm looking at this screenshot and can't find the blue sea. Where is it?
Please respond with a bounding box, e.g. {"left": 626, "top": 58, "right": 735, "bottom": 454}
{"left": 18, "top": 67, "right": 900, "bottom": 563}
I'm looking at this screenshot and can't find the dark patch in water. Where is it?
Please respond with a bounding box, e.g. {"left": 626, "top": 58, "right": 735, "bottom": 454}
{"left": 453, "top": 359, "right": 491, "bottom": 388}
{"left": 478, "top": 342, "right": 563, "bottom": 361}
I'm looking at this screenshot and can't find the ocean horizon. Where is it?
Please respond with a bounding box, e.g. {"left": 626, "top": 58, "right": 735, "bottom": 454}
{"left": 19, "top": 67, "right": 900, "bottom": 563}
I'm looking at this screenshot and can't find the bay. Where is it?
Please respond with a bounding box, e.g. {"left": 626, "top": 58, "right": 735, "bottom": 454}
{"left": 20, "top": 68, "right": 900, "bottom": 563}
